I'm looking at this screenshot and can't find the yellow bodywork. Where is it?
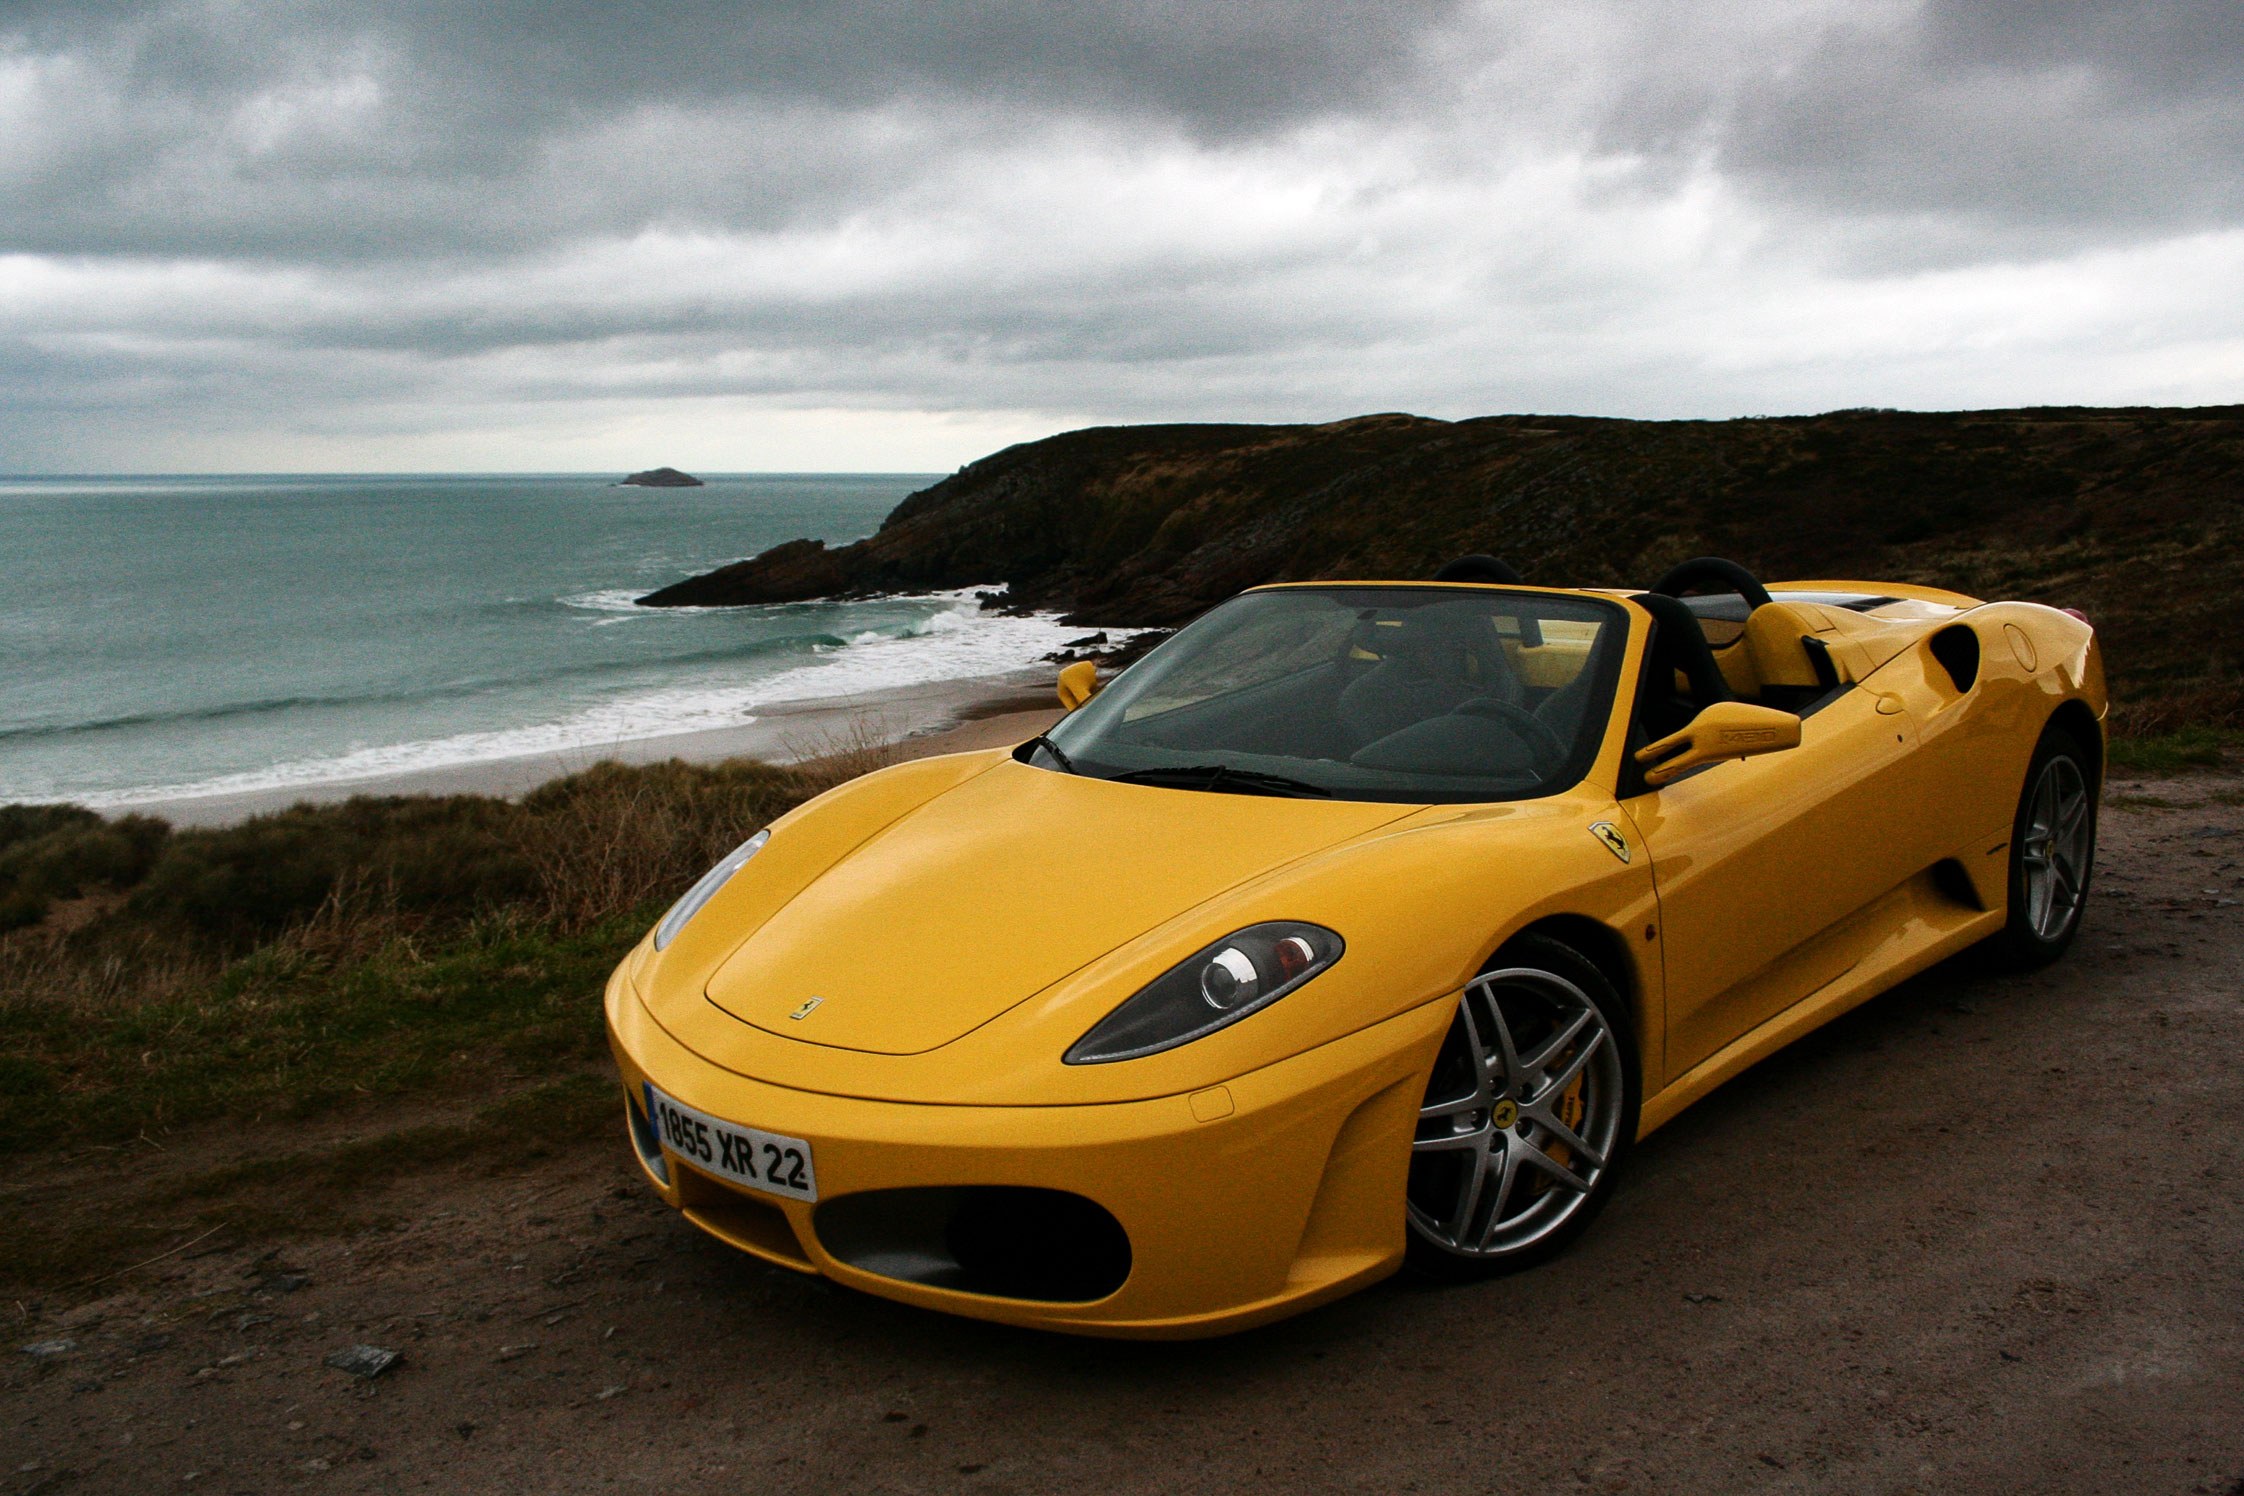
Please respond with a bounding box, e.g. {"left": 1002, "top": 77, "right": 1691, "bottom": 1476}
{"left": 605, "top": 577, "right": 2106, "bottom": 1337}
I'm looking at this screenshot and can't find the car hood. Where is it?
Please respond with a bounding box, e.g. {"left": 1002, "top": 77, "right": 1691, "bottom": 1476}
{"left": 701, "top": 759, "right": 1410, "bottom": 1055}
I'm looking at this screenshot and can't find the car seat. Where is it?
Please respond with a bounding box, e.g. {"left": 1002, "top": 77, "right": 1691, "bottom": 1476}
{"left": 1338, "top": 602, "right": 1524, "bottom": 746}
{"left": 1532, "top": 654, "right": 1602, "bottom": 743}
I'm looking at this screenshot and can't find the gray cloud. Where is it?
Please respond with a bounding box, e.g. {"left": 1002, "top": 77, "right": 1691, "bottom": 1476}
{"left": 0, "top": 0, "right": 2239, "bottom": 471}
{"left": 408, "top": 1, "right": 1469, "bottom": 125}
{"left": 1713, "top": 0, "right": 2244, "bottom": 245}
{"left": 1, "top": 0, "right": 1471, "bottom": 259}
{"left": 14, "top": 1, "right": 2240, "bottom": 259}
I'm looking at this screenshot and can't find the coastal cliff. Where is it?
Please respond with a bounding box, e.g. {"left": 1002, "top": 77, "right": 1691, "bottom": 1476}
{"left": 639, "top": 408, "right": 2244, "bottom": 726}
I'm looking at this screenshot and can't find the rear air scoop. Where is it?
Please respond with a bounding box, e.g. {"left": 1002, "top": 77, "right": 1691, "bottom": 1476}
{"left": 701, "top": 760, "right": 1405, "bottom": 1055}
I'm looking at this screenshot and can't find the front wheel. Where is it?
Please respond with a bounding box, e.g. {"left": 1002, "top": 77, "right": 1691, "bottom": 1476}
{"left": 1405, "top": 934, "right": 1640, "bottom": 1279}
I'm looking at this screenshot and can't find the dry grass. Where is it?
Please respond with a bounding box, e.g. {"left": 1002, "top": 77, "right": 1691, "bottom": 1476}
{"left": 2107, "top": 684, "right": 2244, "bottom": 740}
{"left": 776, "top": 706, "right": 906, "bottom": 782}
{"left": 0, "top": 755, "right": 877, "bottom": 1289}
{"left": 0, "top": 757, "right": 847, "bottom": 1155}
{"left": 513, "top": 759, "right": 833, "bottom": 931}
{"left": 0, "top": 923, "right": 217, "bottom": 1024}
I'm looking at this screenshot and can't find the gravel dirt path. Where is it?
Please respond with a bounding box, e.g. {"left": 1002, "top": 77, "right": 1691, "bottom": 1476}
{"left": 6, "top": 775, "right": 2241, "bottom": 1496}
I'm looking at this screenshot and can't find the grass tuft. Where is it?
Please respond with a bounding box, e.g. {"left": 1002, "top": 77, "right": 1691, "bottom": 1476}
{"left": 2107, "top": 727, "right": 2244, "bottom": 774}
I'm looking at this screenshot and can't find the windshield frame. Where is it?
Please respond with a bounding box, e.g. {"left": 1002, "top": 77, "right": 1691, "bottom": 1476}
{"left": 1029, "top": 583, "right": 1634, "bottom": 806}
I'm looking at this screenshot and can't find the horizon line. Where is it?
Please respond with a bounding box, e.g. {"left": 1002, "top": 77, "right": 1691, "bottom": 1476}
{"left": 0, "top": 469, "right": 952, "bottom": 479}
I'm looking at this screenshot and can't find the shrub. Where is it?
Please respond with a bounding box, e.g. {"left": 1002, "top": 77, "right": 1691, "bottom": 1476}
{"left": 0, "top": 813, "right": 171, "bottom": 932}
{"left": 0, "top": 805, "right": 105, "bottom": 853}
{"left": 121, "top": 795, "right": 538, "bottom": 948}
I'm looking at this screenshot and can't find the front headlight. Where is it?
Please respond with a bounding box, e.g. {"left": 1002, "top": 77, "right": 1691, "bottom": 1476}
{"left": 652, "top": 829, "right": 771, "bottom": 950}
{"left": 1063, "top": 921, "right": 1344, "bottom": 1064}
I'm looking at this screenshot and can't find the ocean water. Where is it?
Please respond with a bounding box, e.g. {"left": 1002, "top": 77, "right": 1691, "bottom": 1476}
{"left": 0, "top": 474, "right": 1085, "bottom": 808}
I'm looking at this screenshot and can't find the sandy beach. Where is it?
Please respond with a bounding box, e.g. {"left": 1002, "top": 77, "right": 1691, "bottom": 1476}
{"left": 120, "top": 674, "right": 1066, "bottom": 828}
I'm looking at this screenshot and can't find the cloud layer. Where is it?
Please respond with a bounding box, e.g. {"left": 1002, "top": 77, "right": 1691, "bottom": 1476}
{"left": 2, "top": 0, "right": 2239, "bottom": 470}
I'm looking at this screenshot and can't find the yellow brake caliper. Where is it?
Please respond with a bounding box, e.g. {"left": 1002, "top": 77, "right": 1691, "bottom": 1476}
{"left": 1540, "top": 1061, "right": 1588, "bottom": 1184}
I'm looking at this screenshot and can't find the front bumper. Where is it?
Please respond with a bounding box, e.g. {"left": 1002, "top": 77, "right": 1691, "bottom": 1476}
{"left": 605, "top": 963, "right": 1451, "bottom": 1338}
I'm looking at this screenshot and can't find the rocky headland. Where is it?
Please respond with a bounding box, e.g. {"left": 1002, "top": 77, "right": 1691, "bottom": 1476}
{"left": 637, "top": 408, "right": 2244, "bottom": 730}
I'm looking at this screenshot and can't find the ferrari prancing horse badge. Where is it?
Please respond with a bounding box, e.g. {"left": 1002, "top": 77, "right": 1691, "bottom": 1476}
{"left": 1589, "top": 822, "right": 1631, "bottom": 863}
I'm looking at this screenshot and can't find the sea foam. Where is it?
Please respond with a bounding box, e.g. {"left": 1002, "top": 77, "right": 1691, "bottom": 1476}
{"left": 71, "top": 591, "right": 1128, "bottom": 808}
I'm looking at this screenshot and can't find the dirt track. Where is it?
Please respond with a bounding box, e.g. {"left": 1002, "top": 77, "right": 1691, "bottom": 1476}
{"left": 6, "top": 778, "right": 2242, "bottom": 1496}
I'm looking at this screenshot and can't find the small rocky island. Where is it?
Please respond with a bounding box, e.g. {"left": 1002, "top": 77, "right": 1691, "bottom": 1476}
{"left": 620, "top": 467, "right": 703, "bottom": 487}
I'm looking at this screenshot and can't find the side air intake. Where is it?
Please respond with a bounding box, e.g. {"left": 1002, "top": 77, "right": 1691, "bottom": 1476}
{"left": 1929, "top": 625, "right": 1981, "bottom": 694}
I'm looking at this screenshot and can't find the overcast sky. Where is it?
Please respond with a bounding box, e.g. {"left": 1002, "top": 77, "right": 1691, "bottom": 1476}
{"left": 2, "top": 0, "right": 2239, "bottom": 472}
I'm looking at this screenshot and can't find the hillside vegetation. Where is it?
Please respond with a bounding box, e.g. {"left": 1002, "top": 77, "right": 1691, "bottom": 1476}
{"left": 642, "top": 407, "right": 2244, "bottom": 733}
{"left": 0, "top": 760, "right": 843, "bottom": 1288}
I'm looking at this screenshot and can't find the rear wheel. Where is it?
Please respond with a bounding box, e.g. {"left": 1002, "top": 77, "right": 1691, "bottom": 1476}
{"left": 1988, "top": 726, "right": 2098, "bottom": 969}
{"left": 1405, "top": 934, "right": 1639, "bottom": 1278}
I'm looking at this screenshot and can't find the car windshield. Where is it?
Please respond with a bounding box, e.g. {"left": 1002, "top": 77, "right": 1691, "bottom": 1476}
{"left": 1034, "top": 586, "right": 1629, "bottom": 804}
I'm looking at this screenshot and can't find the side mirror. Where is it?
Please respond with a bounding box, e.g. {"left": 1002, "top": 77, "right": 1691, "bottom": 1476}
{"left": 1056, "top": 660, "right": 1101, "bottom": 712}
{"left": 1636, "top": 701, "right": 1801, "bottom": 787}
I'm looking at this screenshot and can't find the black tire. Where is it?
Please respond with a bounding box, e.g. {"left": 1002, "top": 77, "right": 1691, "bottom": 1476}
{"left": 1404, "top": 933, "right": 1641, "bottom": 1280}
{"left": 1986, "top": 723, "right": 2099, "bottom": 970}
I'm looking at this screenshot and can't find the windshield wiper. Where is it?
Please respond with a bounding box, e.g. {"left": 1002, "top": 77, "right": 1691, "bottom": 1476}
{"left": 1023, "top": 734, "right": 1077, "bottom": 774}
{"left": 1105, "top": 764, "right": 1332, "bottom": 798}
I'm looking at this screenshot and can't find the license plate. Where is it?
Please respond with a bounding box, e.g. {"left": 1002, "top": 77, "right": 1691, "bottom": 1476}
{"left": 643, "top": 1084, "right": 817, "bottom": 1202}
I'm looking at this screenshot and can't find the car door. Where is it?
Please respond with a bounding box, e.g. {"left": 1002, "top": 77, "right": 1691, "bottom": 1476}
{"left": 1619, "top": 684, "right": 1923, "bottom": 1087}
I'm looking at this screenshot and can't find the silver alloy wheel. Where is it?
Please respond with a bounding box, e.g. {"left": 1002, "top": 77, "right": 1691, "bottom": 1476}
{"left": 2021, "top": 754, "right": 2092, "bottom": 941}
{"left": 1407, "top": 966, "right": 1625, "bottom": 1258}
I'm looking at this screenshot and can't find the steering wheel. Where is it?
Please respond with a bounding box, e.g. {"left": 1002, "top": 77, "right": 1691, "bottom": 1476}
{"left": 1649, "top": 557, "right": 1772, "bottom": 610}
{"left": 1455, "top": 697, "right": 1566, "bottom": 765}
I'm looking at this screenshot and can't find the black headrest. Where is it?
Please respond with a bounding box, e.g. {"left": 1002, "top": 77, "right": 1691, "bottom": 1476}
{"left": 1649, "top": 557, "right": 1772, "bottom": 610}
{"left": 1633, "top": 592, "right": 1732, "bottom": 707}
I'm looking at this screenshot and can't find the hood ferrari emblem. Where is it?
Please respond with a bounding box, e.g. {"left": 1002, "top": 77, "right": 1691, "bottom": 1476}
{"left": 788, "top": 997, "right": 824, "bottom": 1021}
{"left": 1589, "top": 822, "right": 1631, "bottom": 864}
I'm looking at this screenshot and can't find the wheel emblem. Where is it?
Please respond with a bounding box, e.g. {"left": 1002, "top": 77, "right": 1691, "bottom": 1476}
{"left": 1491, "top": 1099, "right": 1520, "bottom": 1129}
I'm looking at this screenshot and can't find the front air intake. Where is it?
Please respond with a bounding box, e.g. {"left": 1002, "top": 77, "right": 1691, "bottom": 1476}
{"left": 624, "top": 1089, "right": 670, "bottom": 1184}
{"left": 813, "top": 1186, "right": 1132, "bottom": 1303}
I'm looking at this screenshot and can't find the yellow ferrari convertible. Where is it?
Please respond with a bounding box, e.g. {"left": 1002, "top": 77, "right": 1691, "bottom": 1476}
{"left": 605, "top": 555, "right": 2104, "bottom": 1337}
